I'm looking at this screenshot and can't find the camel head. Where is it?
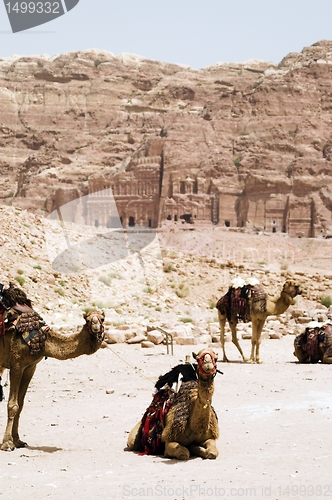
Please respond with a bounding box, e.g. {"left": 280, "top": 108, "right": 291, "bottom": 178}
{"left": 282, "top": 279, "right": 302, "bottom": 299}
{"left": 192, "top": 349, "right": 218, "bottom": 380}
{"left": 83, "top": 309, "right": 105, "bottom": 342}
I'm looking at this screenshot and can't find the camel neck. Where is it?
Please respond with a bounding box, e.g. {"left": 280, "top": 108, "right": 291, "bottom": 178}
{"left": 189, "top": 377, "right": 215, "bottom": 431}
{"left": 44, "top": 327, "right": 100, "bottom": 360}
{"left": 267, "top": 291, "right": 293, "bottom": 315}
{"left": 275, "top": 291, "right": 293, "bottom": 312}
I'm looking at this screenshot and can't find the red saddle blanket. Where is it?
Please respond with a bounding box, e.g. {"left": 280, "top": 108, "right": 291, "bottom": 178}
{"left": 295, "top": 324, "right": 332, "bottom": 363}
{"left": 139, "top": 389, "right": 171, "bottom": 456}
{"left": 216, "top": 284, "right": 266, "bottom": 322}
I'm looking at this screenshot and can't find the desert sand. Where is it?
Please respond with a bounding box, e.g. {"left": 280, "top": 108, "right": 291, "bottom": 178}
{"left": 0, "top": 212, "right": 332, "bottom": 500}
{"left": 1, "top": 336, "right": 332, "bottom": 500}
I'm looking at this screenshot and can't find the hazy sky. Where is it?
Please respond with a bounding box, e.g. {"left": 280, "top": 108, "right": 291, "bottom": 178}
{"left": 0, "top": 0, "right": 331, "bottom": 68}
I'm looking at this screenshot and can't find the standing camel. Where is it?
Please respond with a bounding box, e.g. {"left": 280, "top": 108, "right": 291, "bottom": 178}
{"left": 127, "top": 349, "right": 220, "bottom": 460}
{"left": 217, "top": 278, "right": 302, "bottom": 363}
{"left": 0, "top": 284, "right": 105, "bottom": 451}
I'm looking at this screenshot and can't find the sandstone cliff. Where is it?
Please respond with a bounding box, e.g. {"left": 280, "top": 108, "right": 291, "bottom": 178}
{"left": 0, "top": 40, "right": 331, "bottom": 236}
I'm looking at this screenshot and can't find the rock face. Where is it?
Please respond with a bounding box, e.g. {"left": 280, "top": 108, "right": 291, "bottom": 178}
{"left": 0, "top": 41, "right": 332, "bottom": 236}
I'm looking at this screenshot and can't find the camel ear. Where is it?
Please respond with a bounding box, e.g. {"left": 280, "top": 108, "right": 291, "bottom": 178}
{"left": 192, "top": 352, "right": 198, "bottom": 361}
{"left": 101, "top": 310, "right": 105, "bottom": 321}
{"left": 83, "top": 311, "right": 87, "bottom": 320}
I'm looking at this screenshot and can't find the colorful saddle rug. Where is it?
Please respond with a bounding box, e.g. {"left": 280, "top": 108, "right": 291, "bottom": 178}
{"left": 138, "top": 381, "right": 200, "bottom": 455}
{"left": 139, "top": 389, "right": 171, "bottom": 455}
{"left": 138, "top": 380, "right": 218, "bottom": 455}
{"left": 295, "top": 324, "right": 332, "bottom": 363}
{"left": 5, "top": 307, "right": 49, "bottom": 355}
{"left": 216, "top": 284, "right": 266, "bottom": 322}
{"left": 0, "top": 308, "right": 4, "bottom": 337}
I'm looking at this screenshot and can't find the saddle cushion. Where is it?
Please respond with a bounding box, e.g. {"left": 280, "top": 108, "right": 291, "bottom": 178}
{"left": 13, "top": 309, "right": 49, "bottom": 355}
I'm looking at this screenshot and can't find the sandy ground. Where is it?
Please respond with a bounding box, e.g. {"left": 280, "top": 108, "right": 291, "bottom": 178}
{"left": 1, "top": 336, "right": 332, "bottom": 500}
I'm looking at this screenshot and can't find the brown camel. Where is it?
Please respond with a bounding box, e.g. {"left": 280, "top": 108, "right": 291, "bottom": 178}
{"left": 0, "top": 284, "right": 105, "bottom": 451}
{"left": 294, "top": 322, "right": 332, "bottom": 364}
{"left": 127, "top": 349, "right": 219, "bottom": 460}
{"left": 217, "top": 278, "right": 302, "bottom": 363}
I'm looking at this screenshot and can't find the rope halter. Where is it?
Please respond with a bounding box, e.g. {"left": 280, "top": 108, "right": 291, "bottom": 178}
{"left": 86, "top": 311, "right": 105, "bottom": 343}
{"left": 283, "top": 281, "right": 302, "bottom": 298}
{"left": 195, "top": 350, "right": 218, "bottom": 380}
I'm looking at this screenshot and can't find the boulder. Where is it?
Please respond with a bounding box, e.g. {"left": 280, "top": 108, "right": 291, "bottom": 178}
{"left": 269, "top": 331, "right": 283, "bottom": 340}
{"left": 127, "top": 334, "right": 146, "bottom": 344}
{"left": 296, "top": 317, "right": 311, "bottom": 324}
{"left": 198, "top": 334, "right": 212, "bottom": 344}
{"left": 175, "top": 336, "right": 198, "bottom": 345}
{"left": 141, "top": 341, "right": 155, "bottom": 348}
{"left": 104, "top": 331, "right": 126, "bottom": 344}
{"left": 147, "top": 330, "right": 164, "bottom": 345}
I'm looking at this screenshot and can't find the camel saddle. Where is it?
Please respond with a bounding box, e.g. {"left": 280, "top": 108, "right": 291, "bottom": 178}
{"left": 216, "top": 284, "right": 266, "bottom": 322}
{"left": 295, "top": 324, "right": 332, "bottom": 363}
{"left": 138, "top": 380, "right": 218, "bottom": 455}
{"left": 138, "top": 389, "right": 171, "bottom": 455}
{"left": 0, "top": 306, "right": 5, "bottom": 337}
{"left": 6, "top": 305, "right": 50, "bottom": 355}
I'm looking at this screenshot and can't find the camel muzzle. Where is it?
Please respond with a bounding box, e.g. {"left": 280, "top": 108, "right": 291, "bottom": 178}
{"left": 88, "top": 315, "right": 105, "bottom": 342}
{"left": 197, "top": 352, "right": 218, "bottom": 378}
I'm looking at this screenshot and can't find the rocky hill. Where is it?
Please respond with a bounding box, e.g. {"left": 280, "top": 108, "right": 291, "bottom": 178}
{"left": 0, "top": 41, "right": 332, "bottom": 236}
{"left": 0, "top": 205, "right": 331, "bottom": 349}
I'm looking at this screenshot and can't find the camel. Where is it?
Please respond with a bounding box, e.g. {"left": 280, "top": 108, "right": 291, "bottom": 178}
{"left": 127, "top": 349, "right": 220, "bottom": 460}
{"left": 216, "top": 277, "right": 302, "bottom": 363}
{"left": 0, "top": 284, "right": 105, "bottom": 451}
{"left": 294, "top": 322, "right": 332, "bottom": 364}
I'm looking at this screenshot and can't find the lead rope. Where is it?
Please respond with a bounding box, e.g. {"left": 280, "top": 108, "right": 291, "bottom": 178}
{"left": 105, "top": 344, "right": 156, "bottom": 385}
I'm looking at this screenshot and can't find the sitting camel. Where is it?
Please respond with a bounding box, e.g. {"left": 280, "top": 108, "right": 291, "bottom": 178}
{"left": 216, "top": 277, "right": 302, "bottom": 363}
{"left": 127, "top": 349, "right": 220, "bottom": 460}
{"left": 294, "top": 322, "right": 332, "bottom": 364}
{"left": 0, "top": 283, "right": 105, "bottom": 451}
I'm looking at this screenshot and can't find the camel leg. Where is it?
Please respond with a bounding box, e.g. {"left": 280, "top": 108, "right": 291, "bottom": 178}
{"left": 12, "top": 364, "right": 36, "bottom": 448}
{"left": 250, "top": 318, "right": 265, "bottom": 363}
{"left": 189, "top": 439, "right": 218, "bottom": 459}
{"left": 218, "top": 311, "right": 229, "bottom": 362}
{"left": 254, "top": 318, "right": 266, "bottom": 364}
{"left": 322, "top": 354, "right": 332, "bottom": 364}
{"left": 1, "top": 366, "right": 23, "bottom": 451}
{"left": 164, "top": 441, "right": 190, "bottom": 460}
{"left": 229, "top": 321, "right": 248, "bottom": 362}
{"left": 293, "top": 346, "right": 307, "bottom": 363}
{"left": 127, "top": 421, "right": 142, "bottom": 450}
